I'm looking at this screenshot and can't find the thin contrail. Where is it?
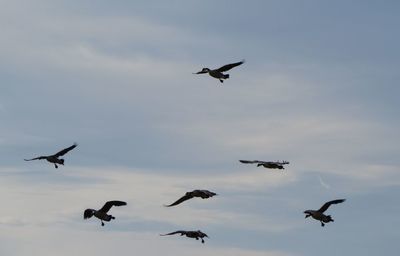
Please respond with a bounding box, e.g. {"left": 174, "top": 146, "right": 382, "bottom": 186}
{"left": 318, "top": 175, "right": 330, "bottom": 189}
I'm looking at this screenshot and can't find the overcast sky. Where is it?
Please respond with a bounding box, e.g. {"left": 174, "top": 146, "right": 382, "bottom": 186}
{"left": 0, "top": 1, "right": 399, "bottom": 255}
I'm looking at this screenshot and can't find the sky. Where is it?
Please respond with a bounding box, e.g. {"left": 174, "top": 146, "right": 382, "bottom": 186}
{"left": 0, "top": 0, "right": 399, "bottom": 255}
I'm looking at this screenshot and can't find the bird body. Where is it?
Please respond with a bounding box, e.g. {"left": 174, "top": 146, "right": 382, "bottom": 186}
{"left": 24, "top": 143, "right": 77, "bottom": 168}
{"left": 84, "top": 200, "right": 126, "bottom": 226}
{"left": 239, "top": 160, "right": 289, "bottom": 169}
{"left": 194, "top": 60, "right": 244, "bottom": 83}
{"left": 304, "top": 199, "right": 345, "bottom": 227}
{"left": 164, "top": 189, "right": 217, "bottom": 207}
{"left": 160, "top": 230, "right": 208, "bottom": 243}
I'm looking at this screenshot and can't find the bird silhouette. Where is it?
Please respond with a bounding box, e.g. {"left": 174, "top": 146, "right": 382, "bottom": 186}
{"left": 24, "top": 143, "right": 77, "bottom": 169}
{"left": 194, "top": 60, "right": 244, "bottom": 83}
{"left": 164, "top": 189, "right": 217, "bottom": 207}
{"left": 160, "top": 230, "right": 209, "bottom": 243}
{"left": 84, "top": 200, "right": 127, "bottom": 226}
{"left": 304, "top": 199, "right": 346, "bottom": 227}
{"left": 239, "top": 160, "right": 289, "bottom": 169}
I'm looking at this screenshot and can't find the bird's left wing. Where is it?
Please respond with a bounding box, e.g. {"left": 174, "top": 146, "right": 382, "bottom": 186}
{"left": 160, "top": 230, "right": 186, "bottom": 236}
{"left": 99, "top": 200, "right": 127, "bottom": 213}
{"left": 24, "top": 156, "right": 47, "bottom": 161}
{"left": 239, "top": 160, "right": 260, "bottom": 164}
{"left": 216, "top": 60, "right": 245, "bottom": 72}
{"left": 164, "top": 194, "right": 193, "bottom": 207}
{"left": 278, "top": 161, "right": 290, "bottom": 165}
{"left": 318, "top": 199, "right": 346, "bottom": 213}
{"left": 54, "top": 143, "right": 77, "bottom": 157}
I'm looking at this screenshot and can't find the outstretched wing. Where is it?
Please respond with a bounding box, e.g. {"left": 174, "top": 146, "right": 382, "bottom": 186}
{"left": 276, "top": 161, "right": 289, "bottom": 165}
{"left": 164, "top": 193, "right": 194, "bottom": 207}
{"left": 160, "top": 230, "right": 186, "bottom": 236}
{"left": 216, "top": 60, "right": 245, "bottom": 72}
{"left": 239, "top": 160, "right": 262, "bottom": 164}
{"left": 24, "top": 156, "right": 47, "bottom": 161}
{"left": 318, "top": 199, "right": 346, "bottom": 213}
{"left": 54, "top": 143, "right": 77, "bottom": 157}
{"left": 99, "top": 200, "right": 127, "bottom": 213}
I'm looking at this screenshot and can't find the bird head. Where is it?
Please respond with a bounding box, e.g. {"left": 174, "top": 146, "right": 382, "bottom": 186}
{"left": 304, "top": 210, "right": 312, "bottom": 218}
{"left": 84, "top": 209, "right": 95, "bottom": 219}
{"left": 194, "top": 68, "right": 210, "bottom": 74}
{"left": 197, "top": 230, "right": 207, "bottom": 237}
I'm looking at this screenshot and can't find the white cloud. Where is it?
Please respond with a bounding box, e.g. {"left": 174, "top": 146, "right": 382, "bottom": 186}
{"left": 0, "top": 165, "right": 299, "bottom": 234}
{"left": 0, "top": 225, "right": 295, "bottom": 256}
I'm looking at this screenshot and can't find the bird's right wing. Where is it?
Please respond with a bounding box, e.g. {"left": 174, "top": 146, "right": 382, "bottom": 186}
{"left": 99, "top": 200, "right": 127, "bottom": 213}
{"left": 318, "top": 199, "right": 346, "bottom": 213}
{"left": 24, "top": 156, "right": 47, "bottom": 161}
{"left": 164, "top": 194, "right": 194, "bottom": 207}
{"left": 53, "top": 143, "right": 77, "bottom": 157}
{"left": 216, "top": 60, "right": 245, "bottom": 72}
{"left": 160, "top": 230, "right": 186, "bottom": 236}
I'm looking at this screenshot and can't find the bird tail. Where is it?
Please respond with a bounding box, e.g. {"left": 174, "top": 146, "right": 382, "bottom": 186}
{"left": 223, "top": 74, "right": 229, "bottom": 79}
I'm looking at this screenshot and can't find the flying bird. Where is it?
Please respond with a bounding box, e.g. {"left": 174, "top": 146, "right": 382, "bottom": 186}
{"left": 304, "top": 199, "right": 346, "bottom": 227}
{"left": 164, "top": 189, "right": 217, "bottom": 207}
{"left": 84, "top": 200, "right": 127, "bottom": 226}
{"left": 24, "top": 143, "right": 77, "bottom": 169}
{"left": 239, "top": 160, "right": 289, "bottom": 169}
{"left": 193, "top": 60, "right": 244, "bottom": 83}
{"left": 160, "top": 230, "right": 209, "bottom": 243}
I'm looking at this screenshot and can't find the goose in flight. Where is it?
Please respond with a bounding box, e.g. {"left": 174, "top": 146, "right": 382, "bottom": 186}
{"left": 164, "top": 189, "right": 217, "bottom": 207}
{"left": 160, "top": 230, "right": 209, "bottom": 243}
{"left": 304, "top": 199, "right": 346, "bottom": 227}
{"left": 239, "top": 160, "right": 289, "bottom": 169}
{"left": 24, "top": 143, "right": 77, "bottom": 169}
{"left": 194, "top": 60, "right": 244, "bottom": 83}
{"left": 84, "top": 200, "right": 127, "bottom": 226}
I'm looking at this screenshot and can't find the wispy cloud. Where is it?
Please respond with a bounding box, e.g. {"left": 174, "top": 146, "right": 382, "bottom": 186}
{"left": 318, "top": 174, "right": 330, "bottom": 190}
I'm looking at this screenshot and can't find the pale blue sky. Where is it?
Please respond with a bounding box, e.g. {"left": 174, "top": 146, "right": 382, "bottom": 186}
{"left": 0, "top": 1, "right": 399, "bottom": 255}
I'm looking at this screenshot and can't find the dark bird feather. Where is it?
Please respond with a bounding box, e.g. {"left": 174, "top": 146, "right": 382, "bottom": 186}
{"left": 216, "top": 60, "right": 245, "bottom": 72}
{"left": 318, "top": 199, "right": 346, "bottom": 213}
{"left": 24, "top": 156, "right": 47, "bottom": 161}
{"left": 160, "top": 230, "right": 186, "bottom": 236}
{"left": 99, "top": 200, "right": 127, "bottom": 213}
{"left": 164, "top": 190, "right": 216, "bottom": 207}
{"left": 54, "top": 143, "right": 78, "bottom": 157}
{"left": 239, "top": 160, "right": 261, "bottom": 164}
{"left": 164, "top": 194, "right": 194, "bottom": 207}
